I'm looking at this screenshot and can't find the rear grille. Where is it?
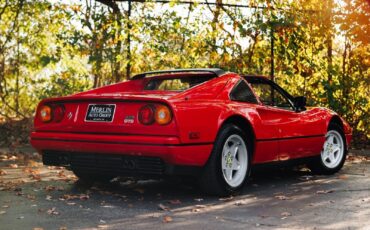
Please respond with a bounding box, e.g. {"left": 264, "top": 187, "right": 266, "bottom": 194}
{"left": 43, "top": 151, "right": 165, "bottom": 175}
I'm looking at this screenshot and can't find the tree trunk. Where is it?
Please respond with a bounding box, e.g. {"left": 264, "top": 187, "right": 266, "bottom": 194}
{"left": 325, "top": 0, "right": 334, "bottom": 107}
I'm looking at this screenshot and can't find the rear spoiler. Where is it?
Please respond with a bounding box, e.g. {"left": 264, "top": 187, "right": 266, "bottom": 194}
{"left": 131, "top": 68, "right": 227, "bottom": 80}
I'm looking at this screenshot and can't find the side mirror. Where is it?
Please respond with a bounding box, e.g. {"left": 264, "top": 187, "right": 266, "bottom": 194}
{"left": 294, "top": 96, "right": 306, "bottom": 111}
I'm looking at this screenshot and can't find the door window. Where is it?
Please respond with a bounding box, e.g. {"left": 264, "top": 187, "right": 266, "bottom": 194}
{"left": 249, "top": 81, "right": 294, "bottom": 110}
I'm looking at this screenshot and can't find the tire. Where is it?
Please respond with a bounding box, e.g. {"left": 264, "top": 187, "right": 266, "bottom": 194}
{"left": 72, "top": 169, "right": 115, "bottom": 184}
{"left": 199, "top": 124, "right": 251, "bottom": 196}
{"left": 308, "top": 123, "right": 347, "bottom": 175}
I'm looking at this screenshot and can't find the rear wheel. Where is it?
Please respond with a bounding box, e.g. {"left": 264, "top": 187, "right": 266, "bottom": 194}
{"left": 308, "top": 123, "right": 347, "bottom": 174}
{"left": 199, "top": 124, "right": 251, "bottom": 196}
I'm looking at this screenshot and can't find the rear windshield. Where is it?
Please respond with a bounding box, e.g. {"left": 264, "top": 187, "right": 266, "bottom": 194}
{"left": 144, "top": 75, "right": 214, "bottom": 91}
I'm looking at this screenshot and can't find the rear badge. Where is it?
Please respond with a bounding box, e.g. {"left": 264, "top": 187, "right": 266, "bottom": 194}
{"left": 67, "top": 112, "right": 73, "bottom": 120}
{"left": 124, "top": 115, "right": 135, "bottom": 124}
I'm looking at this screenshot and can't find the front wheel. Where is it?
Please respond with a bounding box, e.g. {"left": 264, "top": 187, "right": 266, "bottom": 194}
{"left": 308, "top": 123, "right": 347, "bottom": 175}
{"left": 199, "top": 124, "right": 251, "bottom": 196}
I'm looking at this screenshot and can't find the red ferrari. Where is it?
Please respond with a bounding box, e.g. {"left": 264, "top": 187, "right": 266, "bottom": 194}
{"left": 31, "top": 69, "right": 352, "bottom": 195}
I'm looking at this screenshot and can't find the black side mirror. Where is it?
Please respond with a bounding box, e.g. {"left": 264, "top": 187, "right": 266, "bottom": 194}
{"left": 294, "top": 96, "right": 306, "bottom": 111}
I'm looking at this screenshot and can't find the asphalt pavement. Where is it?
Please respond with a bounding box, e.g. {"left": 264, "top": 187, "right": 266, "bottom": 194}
{"left": 0, "top": 146, "right": 369, "bottom": 230}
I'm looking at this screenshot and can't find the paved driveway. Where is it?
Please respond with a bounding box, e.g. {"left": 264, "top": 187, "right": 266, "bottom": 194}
{"left": 0, "top": 147, "right": 369, "bottom": 230}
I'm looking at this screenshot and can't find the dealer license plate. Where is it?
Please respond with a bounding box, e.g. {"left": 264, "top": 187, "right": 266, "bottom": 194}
{"left": 85, "top": 104, "right": 116, "bottom": 122}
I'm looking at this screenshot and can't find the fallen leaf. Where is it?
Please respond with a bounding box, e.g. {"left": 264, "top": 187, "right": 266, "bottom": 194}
{"left": 59, "top": 227, "right": 67, "bottom": 230}
{"left": 234, "top": 201, "right": 246, "bottom": 206}
{"left": 0, "top": 169, "right": 8, "bottom": 175}
{"left": 30, "top": 173, "right": 41, "bottom": 181}
{"left": 0, "top": 211, "right": 6, "bottom": 215}
{"left": 66, "top": 202, "right": 76, "bottom": 206}
{"left": 60, "top": 194, "right": 85, "bottom": 201}
{"left": 9, "top": 156, "right": 17, "bottom": 160}
{"left": 219, "top": 196, "right": 233, "bottom": 201}
{"left": 33, "top": 228, "right": 44, "bottom": 230}
{"left": 47, "top": 207, "right": 59, "bottom": 215}
{"left": 15, "top": 192, "right": 23, "bottom": 196}
{"left": 45, "top": 185, "right": 56, "bottom": 191}
{"left": 27, "top": 195, "right": 36, "bottom": 200}
{"left": 2, "top": 205, "right": 9, "bottom": 208}
{"left": 338, "top": 175, "right": 348, "bottom": 180}
{"left": 275, "top": 195, "right": 290, "bottom": 200}
{"left": 79, "top": 194, "right": 90, "bottom": 200}
{"left": 97, "top": 225, "right": 108, "bottom": 229}
{"left": 158, "top": 203, "right": 170, "bottom": 211}
{"left": 9, "top": 164, "right": 18, "bottom": 168}
{"left": 316, "top": 190, "right": 334, "bottom": 194}
{"left": 46, "top": 195, "right": 53, "bottom": 201}
{"left": 163, "top": 216, "right": 173, "bottom": 223}
{"left": 191, "top": 208, "right": 201, "bottom": 213}
{"left": 281, "top": 212, "right": 291, "bottom": 219}
{"left": 58, "top": 170, "right": 65, "bottom": 177}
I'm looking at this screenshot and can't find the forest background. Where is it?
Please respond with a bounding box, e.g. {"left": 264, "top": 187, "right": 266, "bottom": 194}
{"left": 0, "top": 0, "right": 369, "bottom": 147}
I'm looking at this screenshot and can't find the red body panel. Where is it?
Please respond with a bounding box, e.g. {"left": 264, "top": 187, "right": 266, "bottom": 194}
{"left": 31, "top": 72, "right": 352, "bottom": 169}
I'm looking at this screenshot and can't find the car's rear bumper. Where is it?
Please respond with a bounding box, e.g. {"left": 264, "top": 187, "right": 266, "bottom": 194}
{"left": 30, "top": 132, "right": 213, "bottom": 168}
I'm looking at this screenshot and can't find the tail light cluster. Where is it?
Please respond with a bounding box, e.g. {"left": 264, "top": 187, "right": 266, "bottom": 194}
{"left": 38, "top": 104, "right": 65, "bottom": 123}
{"left": 38, "top": 103, "right": 172, "bottom": 125}
{"left": 139, "top": 104, "right": 172, "bottom": 125}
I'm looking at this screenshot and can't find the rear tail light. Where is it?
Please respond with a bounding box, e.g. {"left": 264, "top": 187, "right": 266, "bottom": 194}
{"left": 138, "top": 105, "right": 155, "bottom": 125}
{"left": 39, "top": 105, "right": 52, "bottom": 123}
{"left": 139, "top": 104, "right": 172, "bottom": 125}
{"left": 38, "top": 104, "right": 65, "bottom": 123}
{"left": 154, "top": 104, "right": 172, "bottom": 125}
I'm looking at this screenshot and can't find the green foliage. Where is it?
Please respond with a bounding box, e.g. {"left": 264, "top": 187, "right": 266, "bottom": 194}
{"left": 0, "top": 0, "right": 368, "bottom": 145}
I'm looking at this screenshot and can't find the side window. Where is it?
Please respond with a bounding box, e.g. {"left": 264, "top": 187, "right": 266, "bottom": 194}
{"left": 230, "top": 80, "right": 258, "bottom": 104}
{"left": 250, "top": 82, "right": 294, "bottom": 110}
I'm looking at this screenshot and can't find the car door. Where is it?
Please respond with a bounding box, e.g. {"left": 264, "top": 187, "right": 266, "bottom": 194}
{"left": 246, "top": 77, "right": 326, "bottom": 161}
{"left": 229, "top": 79, "right": 280, "bottom": 163}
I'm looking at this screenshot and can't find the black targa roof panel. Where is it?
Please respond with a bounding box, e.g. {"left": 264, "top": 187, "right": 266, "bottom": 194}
{"left": 132, "top": 68, "right": 227, "bottom": 79}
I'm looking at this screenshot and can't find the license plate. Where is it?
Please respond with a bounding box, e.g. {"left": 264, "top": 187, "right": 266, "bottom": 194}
{"left": 85, "top": 104, "right": 116, "bottom": 122}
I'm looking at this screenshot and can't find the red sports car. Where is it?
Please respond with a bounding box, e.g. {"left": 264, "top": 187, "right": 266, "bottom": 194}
{"left": 31, "top": 69, "right": 352, "bottom": 195}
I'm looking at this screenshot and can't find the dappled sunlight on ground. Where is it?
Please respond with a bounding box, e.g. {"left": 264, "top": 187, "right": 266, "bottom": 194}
{"left": 0, "top": 147, "right": 369, "bottom": 229}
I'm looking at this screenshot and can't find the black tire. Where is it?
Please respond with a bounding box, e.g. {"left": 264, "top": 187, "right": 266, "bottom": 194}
{"left": 198, "top": 124, "right": 251, "bottom": 196}
{"left": 308, "top": 123, "right": 347, "bottom": 175}
{"left": 72, "top": 169, "right": 115, "bottom": 184}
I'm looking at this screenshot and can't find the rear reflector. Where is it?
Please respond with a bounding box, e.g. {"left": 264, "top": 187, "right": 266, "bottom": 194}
{"left": 53, "top": 104, "right": 65, "bottom": 122}
{"left": 138, "top": 104, "right": 155, "bottom": 125}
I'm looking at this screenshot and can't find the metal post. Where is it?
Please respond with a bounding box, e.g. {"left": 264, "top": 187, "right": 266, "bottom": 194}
{"left": 270, "top": 26, "right": 274, "bottom": 81}
{"left": 126, "top": 0, "right": 132, "bottom": 79}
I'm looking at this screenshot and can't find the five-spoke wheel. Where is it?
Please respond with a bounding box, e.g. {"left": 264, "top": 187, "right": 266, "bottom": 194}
{"left": 320, "top": 130, "right": 344, "bottom": 169}
{"left": 199, "top": 124, "right": 250, "bottom": 195}
{"left": 221, "top": 134, "right": 248, "bottom": 188}
{"left": 309, "top": 123, "right": 347, "bottom": 174}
